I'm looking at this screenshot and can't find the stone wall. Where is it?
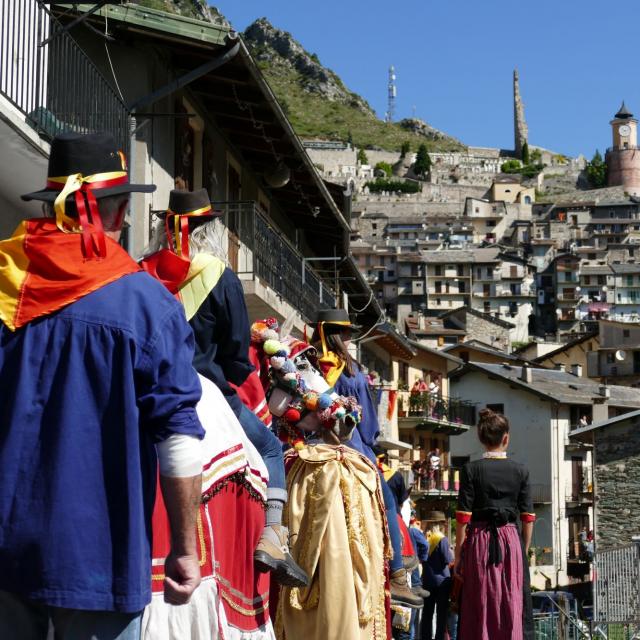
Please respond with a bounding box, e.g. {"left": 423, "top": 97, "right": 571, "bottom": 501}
{"left": 594, "top": 419, "right": 640, "bottom": 549}
{"left": 463, "top": 313, "right": 511, "bottom": 352}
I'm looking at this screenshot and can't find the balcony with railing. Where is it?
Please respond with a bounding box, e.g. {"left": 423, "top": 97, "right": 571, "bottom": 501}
{"left": 398, "top": 391, "right": 475, "bottom": 434}
{"left": 0, "top": 1, "right": 129, "bottom": 150}
{"left": 411, "top": 467, "right": 460, "bottom": 497}
{"left": 214, "top": 201, "right": 336, "bottom": 322}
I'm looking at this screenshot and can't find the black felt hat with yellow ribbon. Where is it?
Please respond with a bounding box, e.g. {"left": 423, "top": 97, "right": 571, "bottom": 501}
{"left": 21, "top": 132, "right": 155, "bottom": 203}
{"left": 165, "top": 188, "right": 222, "bottom": 259}
{"left": 21, "top": 132, "right": 155, "bottom": 259}
{"left": 314, "top": 308, "right": 360, "bottom": 331}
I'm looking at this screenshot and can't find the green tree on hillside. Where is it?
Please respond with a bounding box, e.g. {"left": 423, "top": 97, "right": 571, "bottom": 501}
{"left": 521, "top": 141, "right": 530, "bottom": 164}
{"left": 347, "top": 130, "right": 354, "bottom": 147}
{"left": 357, "top": 148, "right": 369, "bottom": 165}
{"left": 374, "top": 161, "right": 393, "bottom": 177}
{"left": 400, "top": 141, "right": 411, "bottom": 158}
{"left": 530, "top": 148, "right": 542, "bottom": 163}
{"left": 414, "top": 144, "right": 432, "bottom": 178}
{"left": 501, "top": 159, "right": 522, "bottom": 174}
{"left": 586, "top": 150, "right": 608, "bottom": 188}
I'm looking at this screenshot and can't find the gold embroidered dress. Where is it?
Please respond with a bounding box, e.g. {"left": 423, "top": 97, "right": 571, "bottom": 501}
{"left": 276, "top": 444, "right": 390, "bottom": 640}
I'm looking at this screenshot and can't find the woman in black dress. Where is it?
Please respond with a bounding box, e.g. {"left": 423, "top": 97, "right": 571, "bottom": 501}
{"left": 454, "top": 408, "right": 535, "bottom": 640}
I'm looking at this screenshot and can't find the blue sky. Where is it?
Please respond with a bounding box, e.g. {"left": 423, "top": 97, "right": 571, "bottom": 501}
{"left": 214, "top": 1, "right": 639, "bottom": 158}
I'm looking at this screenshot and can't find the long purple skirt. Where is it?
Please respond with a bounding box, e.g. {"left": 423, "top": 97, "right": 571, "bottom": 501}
{"left": 458, "top": 523, "right": 524, "bottom": 640}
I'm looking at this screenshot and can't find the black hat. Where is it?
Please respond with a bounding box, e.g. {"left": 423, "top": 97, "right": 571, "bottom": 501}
{"left": 168, "top": 188, "right": 221, "bottom": 217}
{"left": 315, "top": 308, "right": 360, "bottom": 330}
{"left": 21, "top": 132, "right": 156, "bottom": 202}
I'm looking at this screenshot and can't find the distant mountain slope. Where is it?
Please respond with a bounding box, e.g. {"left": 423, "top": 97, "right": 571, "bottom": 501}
{"left": 243, "top": 18, "right": 464, "bottom": 153}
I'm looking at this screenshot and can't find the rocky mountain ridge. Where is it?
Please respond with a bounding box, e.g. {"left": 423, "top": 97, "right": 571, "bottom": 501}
{"left": 244, "top": 18, "right": 373, "bottom": 116}
{"left": 242, "top": 18, "right": 463, "bottom": 152}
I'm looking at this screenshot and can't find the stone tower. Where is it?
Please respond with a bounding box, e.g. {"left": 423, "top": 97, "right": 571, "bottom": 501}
{"left": 513, "top": 69, "right": 528, "bottom": 159}
{"left": 606, "top": 101, "right": 640, "bottom": 195}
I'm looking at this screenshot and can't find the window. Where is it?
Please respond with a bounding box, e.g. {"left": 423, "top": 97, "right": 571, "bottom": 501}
{"left": 624, "top": 329, "right": 631, "bottom": 338}
{"left": 435, "top": 265, "right": 442, "bottom": 276}
{"left": 487, "top": 220, "right": 496, "bottom": 227}
{"left": 588, "top": 254, "right": 596, "bottom": 260}
{"left": 372, "top": 223, "right": 377, "bottom": 230}
{"left": 584, "top": 276, "right": 591, "bottom": 285}
{"left": 460, "top": 351, "right": 470, "bottom": 363}
{"left": 606, "top": 353, "right": 615, "bottom": 364}
{"left": 628, "top": 276, "right": 634, "bottom": 286}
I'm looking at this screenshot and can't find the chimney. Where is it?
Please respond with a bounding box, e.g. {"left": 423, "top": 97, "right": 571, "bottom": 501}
{"left": 555, "top": 363, "right": 566, "bottom": 372}
{"left": 570, "top": 363, "right": 583, "bottom": 377}
{"left": 520, "top": 363, "right": 533, "bottom": 383}
{"left": 599, "top": 384, "right": 610, "bottom": 399}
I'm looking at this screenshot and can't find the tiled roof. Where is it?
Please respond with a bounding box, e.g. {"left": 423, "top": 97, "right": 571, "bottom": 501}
{"left": 453, "top": 362, "right": 640, "bottom": 407}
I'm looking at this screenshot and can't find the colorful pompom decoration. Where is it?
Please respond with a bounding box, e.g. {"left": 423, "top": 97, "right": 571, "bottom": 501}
{"left": 270, "top": 356, "right": 286, "bottom": 370}
{"left": 303, "top": 392, "right": 319, "bottom": 411}
{"left": 263, "top": 329, "right": 279, "bottom": 341}
{"left": 284, "top": 408, "right": 302, "bottom": 423}
{"left": 333, "top": 406, "right": 346, "bottom": 419}
{"left": 263, "top": 339, "right": 284, "bottom": 356}
{"left": 318, "top": 394, "right": 332, "bottom": 410}
{"left": 281, "top": 359, "right": 297, "bottom": 374}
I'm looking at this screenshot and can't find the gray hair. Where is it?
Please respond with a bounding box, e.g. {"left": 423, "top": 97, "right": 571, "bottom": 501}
{"left": 188, "top": 218, "right": 228, "bottom": 263}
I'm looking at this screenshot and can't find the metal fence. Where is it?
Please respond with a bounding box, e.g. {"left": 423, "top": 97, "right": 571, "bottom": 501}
{"left": 594, "top": 539, "right": 640, "bottom": 627}
{"left": 404, "top": 392, "right": 476, "bottom": 429}
{"left": 214, "top": 201, "right": 336, "bottom": 322}
{"left": 0, "top": 0, "right": 129, "bottom": 149}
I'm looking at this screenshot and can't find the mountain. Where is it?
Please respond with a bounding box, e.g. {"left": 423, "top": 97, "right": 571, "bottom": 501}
{"left": 138, "top": 0, "right": 228, "bottom": 24}
{"left": 243, "top": 18, "right": 464, "bottom": 153}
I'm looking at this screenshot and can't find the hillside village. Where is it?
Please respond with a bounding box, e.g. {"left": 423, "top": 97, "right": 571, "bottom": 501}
{"left": 3, "top": 0, "right": 640, "bottom": 625}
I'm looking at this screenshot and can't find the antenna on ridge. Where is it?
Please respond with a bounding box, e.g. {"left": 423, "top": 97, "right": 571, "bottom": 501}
{"left": 385, "top": 65, "right": 396, "bottom": 123}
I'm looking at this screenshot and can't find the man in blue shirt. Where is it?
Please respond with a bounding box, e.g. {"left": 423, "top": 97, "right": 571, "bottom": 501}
{"left": 0, "top": 133, "right": 205, "bottom": 639}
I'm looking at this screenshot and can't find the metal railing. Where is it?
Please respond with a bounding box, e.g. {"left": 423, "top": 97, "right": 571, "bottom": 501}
{"left": 214, "top": 201, "right": 336, "bottom": 322}
{"left": 594, "top": 539, "right": 640, "bottom": 627}
{"left": 412, "top": 466, "right": 459, "bottom": 494}
{"left": 400, "top": 391, "right": 476, "bottom": 429}
{"left": 0, "top": 0, "right": 129, "bottom": 150}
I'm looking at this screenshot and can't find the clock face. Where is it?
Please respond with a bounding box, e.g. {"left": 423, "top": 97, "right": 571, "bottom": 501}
{"left": 619, "top": 124, "right": 631, "bottom": 137}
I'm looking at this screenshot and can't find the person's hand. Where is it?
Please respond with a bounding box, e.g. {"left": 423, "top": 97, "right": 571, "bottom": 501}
{"left": 453, "top": 557, "right": 463, "bottom": 577}
{"left": 163, "top": 551, "right": 201, "bottom": 605}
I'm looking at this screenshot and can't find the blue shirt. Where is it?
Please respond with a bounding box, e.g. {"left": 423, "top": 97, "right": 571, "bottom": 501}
{"left": 189, "top": 268, "right": 254, "bottom": 417}
{"left": 423, "top": 537, "right": 453, "bottom": 590}
{"left": 0, "top": 272, "right": 203, "bottom": 612}
{"left": 334, "top": 369, "right": 380, "bottom": 463}
{"left": 409, "top": 527, "right": 429, "bottom": 587}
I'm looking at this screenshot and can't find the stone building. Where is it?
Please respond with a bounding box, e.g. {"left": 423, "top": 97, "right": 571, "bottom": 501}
{"left": 606, "top": 102, "right": 640, "bottom": 195}
{"left": 438, "top": 306, "right": 513, "bottom": 353}
{"left": 570, "top": 410, "right": 640, "bottom": 550}
{"left": 586, "top": 319, "right": 640, "bottom": 385}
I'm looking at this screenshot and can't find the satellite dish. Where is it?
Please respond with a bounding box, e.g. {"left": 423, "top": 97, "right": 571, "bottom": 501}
{"left": 264, "top": 161, "right": 291, "bottom": 188}
{"left": 616, "top": 350, "right": 627, "bottom": 362}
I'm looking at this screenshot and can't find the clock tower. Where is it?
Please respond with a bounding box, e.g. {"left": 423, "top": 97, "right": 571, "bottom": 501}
{"left": 606, "top": 101, "right": 640, "bottom": 193}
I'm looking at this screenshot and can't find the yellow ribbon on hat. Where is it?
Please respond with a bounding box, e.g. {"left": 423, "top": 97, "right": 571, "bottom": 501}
{"left": 47, "top": 171, "right": 128, "bottom": 233}
{"left": 166, "top": 205, "right": 214, "bottom": 258}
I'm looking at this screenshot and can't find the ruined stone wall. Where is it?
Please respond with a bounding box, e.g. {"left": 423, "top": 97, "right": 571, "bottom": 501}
{"left": 594, "top": 419, "right": 640, "bottom": 549}
{"left": 513, "top": 69, "right": 528, "bottom": 158}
